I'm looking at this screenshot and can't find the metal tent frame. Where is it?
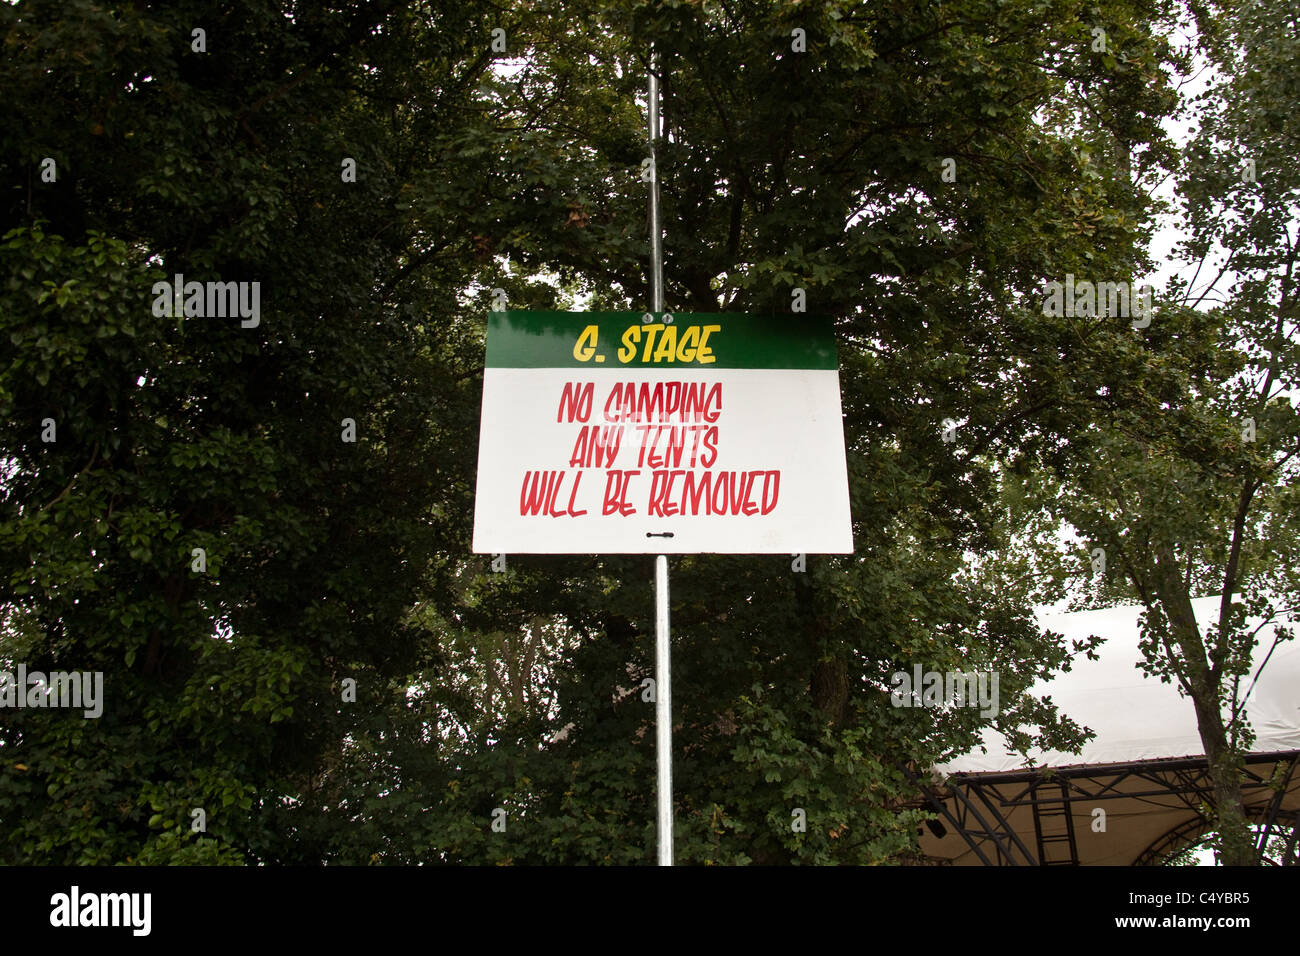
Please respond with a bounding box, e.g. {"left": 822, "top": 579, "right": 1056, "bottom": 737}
{"left": 908, "top": 750, "right": 1300, "bottom": 865}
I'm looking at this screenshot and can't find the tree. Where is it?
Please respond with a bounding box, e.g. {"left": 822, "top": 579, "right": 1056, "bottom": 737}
{"left": 0, "top": 0, "right": 502, "bottom": 863}
{"left": 392, "top": 0, "right": 1185, "bottom": 863}
{"left": 1017, "top": 0, "right": 1299, "bottom": 865}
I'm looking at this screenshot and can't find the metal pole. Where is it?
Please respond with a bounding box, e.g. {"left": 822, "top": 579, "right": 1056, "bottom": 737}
{"left": 648, "top": 50, "right": 672, "bottom": 867}
{"left": 649, "top": 55, "right": 664, "bottom": 315}
{"left": 654, "top": 553, "right": 671, "bottom": 865}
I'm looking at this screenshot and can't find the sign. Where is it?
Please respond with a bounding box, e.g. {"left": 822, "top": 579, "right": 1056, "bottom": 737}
{"left": 472, "top": 311, "right": 853, "bottom": 554}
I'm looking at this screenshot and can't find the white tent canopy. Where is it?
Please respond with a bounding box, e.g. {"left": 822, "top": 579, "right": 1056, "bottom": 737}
{"left": 941, "top": 596, "right": 1300, "bottom": 774}
{"left": 918, "top": 597, "right": 1300, "bottom": 865}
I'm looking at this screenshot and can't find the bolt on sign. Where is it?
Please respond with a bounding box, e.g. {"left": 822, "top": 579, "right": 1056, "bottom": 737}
{"left": 472, "top": 311, "right": 853, "bottom": 554}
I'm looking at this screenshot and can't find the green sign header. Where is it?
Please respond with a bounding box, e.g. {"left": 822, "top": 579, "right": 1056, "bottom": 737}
{"left": 485, "top": 311, "right": 838, "bottom": 370}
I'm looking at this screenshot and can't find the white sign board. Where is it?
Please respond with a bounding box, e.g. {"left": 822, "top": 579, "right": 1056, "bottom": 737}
{"left": 472, "top": 311, "right": 853, "bottom": 554}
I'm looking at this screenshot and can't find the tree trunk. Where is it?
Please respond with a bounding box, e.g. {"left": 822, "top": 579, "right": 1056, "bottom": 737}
{"left": 796, "top": 565, "right": 850, "bottom": 726}
{"left": 1152, "top": 546, "right": 1256, "bottom": 865}
{"left": 1190, "top": 694, "right": 1255, "bottom": 865}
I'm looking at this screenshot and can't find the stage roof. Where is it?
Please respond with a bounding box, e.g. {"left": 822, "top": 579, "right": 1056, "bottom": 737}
{"left": 940, "top": 597, "right": 1300, "bottom": 774}
{"left": 918, "top": 597, "right": 1300, "bottom": 865}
